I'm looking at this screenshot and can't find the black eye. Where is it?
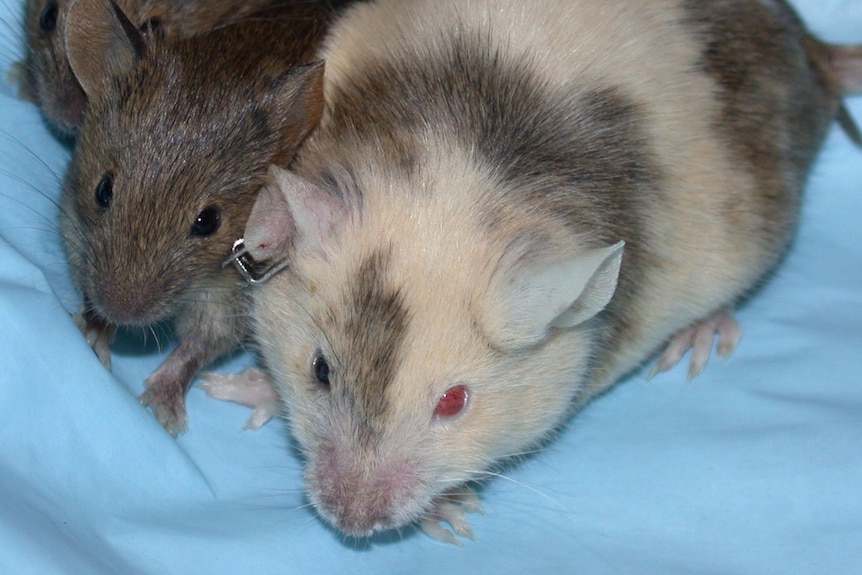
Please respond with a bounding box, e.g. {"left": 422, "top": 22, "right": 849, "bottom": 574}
{"left": 312, "top": 353, "right": 331, "bottom": 386}
{"left": 95, "top": 171, "right": 113, "bottom": 208}
{"left": 39, "top": 4, "right": 58, "bottom": 33}
{"left": 191, "top": 206, "right": 221, "bottom": 237}
{"left": 139, "top": 17, "right": 161, "bottom": 36}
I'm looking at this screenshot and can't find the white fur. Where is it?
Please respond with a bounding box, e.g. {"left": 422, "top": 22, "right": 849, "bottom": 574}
{"left": 320, "top": 0, "right": 772, "bottom": 384}
{"left": 250, "top": 0, "right": 823, "bottom": 537}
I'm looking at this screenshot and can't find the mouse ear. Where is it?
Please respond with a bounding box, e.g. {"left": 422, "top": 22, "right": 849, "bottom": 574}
{"left": 271, "top": 61, "right": 326, "bottom": 166}
{"left": 483, "top": 240, "right": 625, "bottom": 350}
{"left": 65, "top": 0, "right": 145, "bottom": 100}
{"left": 244, "top": 165, "right": 347, "bottom": 263}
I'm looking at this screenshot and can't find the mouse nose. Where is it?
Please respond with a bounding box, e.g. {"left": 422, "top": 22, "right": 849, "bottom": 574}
{"left": 324, "top": 492, "right": 394, "bottom": 537}
{"left": 312, "top": 468, "right": 402, "bottom": 536}
{"left": 308, "top": 444, "right": 422, "bottom": 537}
{"left": 89, "top": 274, "right": 172, "bottom": 326}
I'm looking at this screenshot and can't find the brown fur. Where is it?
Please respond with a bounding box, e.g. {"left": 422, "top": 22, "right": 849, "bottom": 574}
{"left": 20, "top": 0, "right": 341, "bottom": 135}
{"left": 306, "top": 35, "right": 664, "bottom": 408}
{"left": 337, "top": 249, "right": 410, "bottom": 432}
{"left": 683, "top": 0, "right": 839, "bottom": 257}
{"left": 60, "top": 0, "right": 342, "bottom": 433}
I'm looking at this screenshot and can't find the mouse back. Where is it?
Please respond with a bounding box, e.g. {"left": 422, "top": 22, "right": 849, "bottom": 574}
{"left": 21, "top": 0, "right": 302, "bottom": 135}
{"left": 21, "top": 0, "right": 168, "bottom": 135}
{"left": 60, "top": 0, "right": 326, "bottom": 327}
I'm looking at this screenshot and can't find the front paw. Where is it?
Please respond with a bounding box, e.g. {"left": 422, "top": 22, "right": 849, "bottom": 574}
{"left": 198, "top": 367, "right": 280, "bottom": 430}
{"left": 71, "top": 310, "right": 116, "bottom": 370}
{"left": 139, "top": 382, "right": 188, "bottom": 436}
{"left": 419, "top": 486, "right": 484, "bottom": 545}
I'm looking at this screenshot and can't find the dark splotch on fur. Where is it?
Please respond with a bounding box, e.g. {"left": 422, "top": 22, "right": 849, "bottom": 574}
{"left": 682, "top": 0, "right": 841, "bottom": 263}
{"left": 321, "top": 249, "right": 410, "bottom": 435}
{"left": 302, "top": 30, "right": 663, "bottom": 394}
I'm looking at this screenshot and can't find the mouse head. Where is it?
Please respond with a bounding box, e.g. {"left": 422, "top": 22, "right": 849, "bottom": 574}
{"left": 59, "top": 0, "right": 324, "bottom": 327}
{"left": 246, "top": 163, "right": 624, "bottom": 537}
{"left": 22, "top": 0, "right": 165, "bottom": 135}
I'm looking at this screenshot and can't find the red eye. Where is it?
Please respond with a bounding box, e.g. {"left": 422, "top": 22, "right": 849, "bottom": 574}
{"left": 434, "top": 384, "right": 469, "bottom": 419}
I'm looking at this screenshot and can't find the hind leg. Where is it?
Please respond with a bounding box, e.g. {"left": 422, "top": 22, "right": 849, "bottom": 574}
{"left": 648, "top": 309, "right": 741, "bottom": 381}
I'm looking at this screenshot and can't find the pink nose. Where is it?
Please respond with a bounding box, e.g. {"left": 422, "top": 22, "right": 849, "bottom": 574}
{"left": 308, "top": 445, "right": 421, "bottom": 537}
{"left": 89, "top": 275, "right": 170, "bottom": 326}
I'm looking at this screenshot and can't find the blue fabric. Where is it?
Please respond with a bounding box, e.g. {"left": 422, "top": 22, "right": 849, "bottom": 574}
{"left": 0, "top": 0, "right": 860, "bottom": 573}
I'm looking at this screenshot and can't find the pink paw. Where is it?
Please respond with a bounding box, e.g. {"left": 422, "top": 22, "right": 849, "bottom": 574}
{"left": 139, "top": 379, "right": 188, "bottom": 436}
{"left": 648, "top": 309, "right": 741, "bottom": 381}
{"left": 72, "top": 310, "right": 116, "bottom": 370}
{"left": 198, "top": 367, "right": 280, "bottom": 429}
{"left": 419, "top": 487, "right": 483, "bottom": 545}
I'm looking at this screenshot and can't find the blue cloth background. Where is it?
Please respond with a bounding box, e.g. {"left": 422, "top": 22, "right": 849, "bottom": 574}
{"left": 0, "top": 0, "right": 860, "bottom": 573}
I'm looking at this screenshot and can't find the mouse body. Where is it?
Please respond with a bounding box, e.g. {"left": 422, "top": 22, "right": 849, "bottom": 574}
{"left": 218, "top": 0, "right": 862, "bottom": 541}
{"left": 21, "top": 0, "right": 291, "bottom": 136}
{"left": 59, "top": 0, "right": 348, "bottom": 434}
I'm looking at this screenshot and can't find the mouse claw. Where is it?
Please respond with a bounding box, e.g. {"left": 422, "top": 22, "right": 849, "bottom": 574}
{"left": 198, "top": 368, "right": 280, "bottom": 429}
{"left": 139, "top": 372, "right": 189, "bottom": 436}
{"left": 139, "top": 386, "right": 188, "bottom": 436}
{"left": 419, "top": 486, "right": 483, "bottom": 545}
{"left": 648, "top": 309, "right": 741, "bottom": 381}
{"left": 420, "top": 517, "right": 466, "bottom": 546}
{"left": 241, "top": 402, "right": 280, "bottom": 430}
{"left": 71, "top": 309, "right": 116, "bottom": 370}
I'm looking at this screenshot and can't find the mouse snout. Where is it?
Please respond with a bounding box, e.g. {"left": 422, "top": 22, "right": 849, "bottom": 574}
{"left": 307, "top": 442, "right": 424, "bottom": 537}
{"left": 88, "top": 273, "right": 175, "bottom": 326}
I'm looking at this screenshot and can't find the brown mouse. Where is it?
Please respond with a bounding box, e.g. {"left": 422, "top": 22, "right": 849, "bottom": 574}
{"left": 20, "top": 0, "right": 293, "bottom": 136}
{"left": 204, "top": 0, "right": 862, "bottom": 543}
{"left": 60, "top": 0, "right": 350, "bottom": 435}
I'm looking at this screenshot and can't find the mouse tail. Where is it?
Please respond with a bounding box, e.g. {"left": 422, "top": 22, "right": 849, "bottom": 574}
{"left": 826, "top": 44, "right": 862, "bottom": 148}
{"left": 806, "top": 38, "right": 862, "bottom": 146}
{"left": 828, "top": 43, "right": 862, "bottom": 95}
{"left": 829, "top": 43, "right": 862, "bottom": 147}
{"left": 835, "top": 102, "right": 862, "bottom": 147}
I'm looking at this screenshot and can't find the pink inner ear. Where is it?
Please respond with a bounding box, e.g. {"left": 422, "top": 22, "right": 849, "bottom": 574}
{"left": 253, "top": 165, "right": 349, "bottom": 259}
{"left": 245, "top": 183, "right": 294, "bottom": 262}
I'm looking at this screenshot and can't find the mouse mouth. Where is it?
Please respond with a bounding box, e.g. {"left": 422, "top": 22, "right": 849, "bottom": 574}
{"left": 84, "top": 276, "right": 178, "bottom": 327}
{"left": 309, "top": 481, "right": 430, "bottom": 539}
{"left": 305, "top": 445, "right": 432, "bottom": 538}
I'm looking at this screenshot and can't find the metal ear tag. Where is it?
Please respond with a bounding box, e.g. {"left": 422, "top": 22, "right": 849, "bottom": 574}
{"left": 223, "top": 238, "right": 288, "bottom": 285}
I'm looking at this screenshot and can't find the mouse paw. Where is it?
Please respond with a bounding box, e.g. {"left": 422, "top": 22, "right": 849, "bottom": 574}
{"left": 419, "top": 486, "right": 483, "bottom": 545}
{"left": 198, "top": 368, "right": 280, "bottom": 429}
{"left": 72, "top": 310, "right": 116, "bottom": 370}
{"left": 648, "top": 308, "right": 741, "bottom": 381}
{"left": 139, "top": 379, "right": 188, "bottom": 436}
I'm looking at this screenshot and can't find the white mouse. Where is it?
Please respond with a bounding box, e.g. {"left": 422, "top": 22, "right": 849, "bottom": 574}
{"left": 204, "top": 0, "right": 862, "bottom": 543}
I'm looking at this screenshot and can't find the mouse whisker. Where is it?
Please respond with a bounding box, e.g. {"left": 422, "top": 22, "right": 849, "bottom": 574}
{"left": 0, "top": 13, "right": 25, "bottom": 46}
{"left": 468, "top": 469, "right": 567, "bottom": 510}
{"left": 0, "top": 193, "right": 63, "bottom": 235}
{"left": 0, "top": 129, "right": 67, "bottom": 185}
